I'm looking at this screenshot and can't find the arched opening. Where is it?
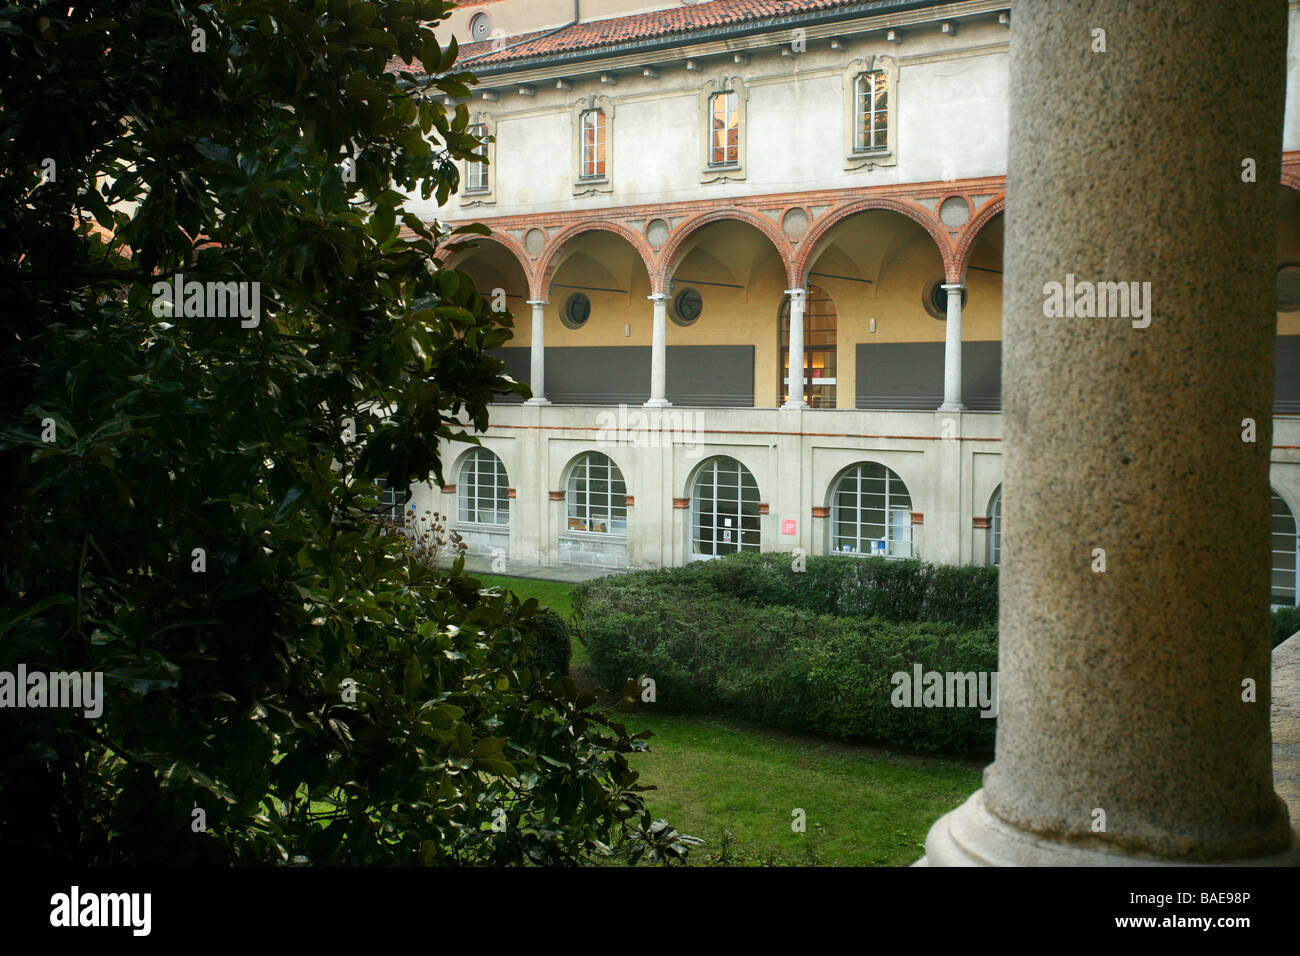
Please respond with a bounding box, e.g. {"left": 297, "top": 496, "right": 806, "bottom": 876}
{"left": 540, "top": 228, "right": 653, "bottom": 404}
{"left": 445, "top": 237, "right": 532, "bottom": 403}
{"left": 800, "top": 208, "right": 946, "bottom": 410}
{"left": 663, "top": 215, "right": 786, "bottom": 407}
{"left": 689, "top": 456, "right": 761, "bottom": 560}
{"left": 1272, "top": 489, "right": 1299, "bottom": 607}
{"left": 779, "top": 284, "right": 837, "bottom": 408}
{"left": 962, "top": 211, "right": 1004, "bottom": 410}
{"left": 828, "top": 462, "right": 913, "bottom": 558}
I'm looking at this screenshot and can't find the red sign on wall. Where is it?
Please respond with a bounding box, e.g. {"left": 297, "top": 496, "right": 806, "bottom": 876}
{"left": 781, "top": 519, "right": 797, "bottom": 536}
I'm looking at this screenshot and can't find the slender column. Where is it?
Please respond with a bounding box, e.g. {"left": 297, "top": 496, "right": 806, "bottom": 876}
{"left": 523, "top": 299, "right": 549, "bottom": 405}
{"left": 924, "top": 0, "right": 1296, "bottom": 865}
{"left": 938, "top": 282, "right": 965, "bottom": 412}
{"left": 645, "top": 292, "right": 671, "bottom": 408}
{"left": 781, "top": 287, "right": 807, "bottom": 410}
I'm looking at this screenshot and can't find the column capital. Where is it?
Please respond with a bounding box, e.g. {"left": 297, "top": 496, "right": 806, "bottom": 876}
{"left": 940, "top": 282, "right": 965, "bottom": 291}
{"left": 784, "top": 287, "right": 807, "bottom": 298}
{"left": 648, "top": 292, "right": 670, "bottom": 301}
{"left": 525, "top": 299, "right": 548, "bottom": 306}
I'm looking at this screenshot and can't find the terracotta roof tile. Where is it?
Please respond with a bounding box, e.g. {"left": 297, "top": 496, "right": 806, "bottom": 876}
{"left": 387, "top": 0, "right": 912, "bottom": 74}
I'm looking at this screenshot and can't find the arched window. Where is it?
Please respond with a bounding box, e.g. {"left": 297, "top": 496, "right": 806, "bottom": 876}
{"left": 691, "top": 457, "right": 761, "bottom": 559}
{"left": 988, "top": 486, "right": 1002, "bottom": 567}
{"left": 780, "top": 284, "right": 837, "bottom": 408}
{"left": 567, "top": 453, "right": 627, "bottom": 535}
{"left": 830, "top": 462, "right": 912, "bottom": 558}
{"left": 458, "top": 449, "right": 509, "bottom": 526}
{"left": 1272, "top": 490, "right": 1299, "bottom": 606}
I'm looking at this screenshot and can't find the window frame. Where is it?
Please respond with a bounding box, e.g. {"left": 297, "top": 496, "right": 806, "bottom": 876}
{"left": 565, "top": 453, "right": 628, "bottom": 536}
{"left": 841, "top": 56, "right": 898, "bottom": 171}
{"left": 462, "top": 113, "right": 496, "bottom": 205}
{"left": 828, "top": 462, "right": 913, "bottom": 559}
{"left": 457, "top": 448, "right": 510, "bottom": 528}
{"left": 988, "top": 486, "right": 1002, "bottom": 567}
{"left": 690, "top": 457, "right": 762, "bottom": 560}
{"left": 698, "top": 76, "right": 747, "bottom": 182}
{"left": 571, "top": 95, "right": 614, "bottom": 195}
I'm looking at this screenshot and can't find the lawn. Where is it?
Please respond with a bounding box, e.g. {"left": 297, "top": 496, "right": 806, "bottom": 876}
{"left": 476, "top": 571, "right": 984, "bottom": 865}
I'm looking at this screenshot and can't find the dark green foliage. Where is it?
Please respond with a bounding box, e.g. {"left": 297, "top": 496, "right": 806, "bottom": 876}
{"left": 575, "top": 552, "right": 999, "bottom": 628}
{"left": 574, "top": 556, "right": 999, "bottom": 755}
{"left": 1275, "top": 606, "right": 1300, "bottom": 648}
{"left": 521, "top": 608, "right": 572, "bottom": 678}
{"left": 0, "top": 0, "right": 693, "bottom": 865}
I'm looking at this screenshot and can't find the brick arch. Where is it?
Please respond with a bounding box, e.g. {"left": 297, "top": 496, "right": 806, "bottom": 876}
{"left": 435, "top": 228, "right": 532, "bottom": 283}
{"left": 655, "top": 207, "right": 794, "bottom": 291}
{"left": 792, "top": 197, "right": 955, "bottom": 287}
{"left": 534, "top": 220, "right": 656, "bottom": 300}
{"left": 952, "top": 193, "right": 1006, "bottom": 282}
{"left": 1284, "top": 171, "right": 1300, "bottom": 192}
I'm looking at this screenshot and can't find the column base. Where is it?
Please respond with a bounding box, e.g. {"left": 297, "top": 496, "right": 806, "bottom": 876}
{"left": 937, "top": 401, "right": 966, "bottom": 413}
{"left": 920, "top": 790, "right": 1300, "bottom": 867}
{"left": 523, "top": 398, "right": 551, "bottom": 406}
{"left": 779, "top": 401, "right": 809, "bottom": 411}
{"left": 643, "top": 398, "right": 672, "bottom": 408}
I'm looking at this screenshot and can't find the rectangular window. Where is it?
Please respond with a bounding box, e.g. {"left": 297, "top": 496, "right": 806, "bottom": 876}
{"left": 855, "top": 71, "right": 889, "bottom": 152}
{"left": 375, "top": 478, "right": 408, "bottom": 522}
{"left": 580, "top": 109, "right": 606, "bottom": 179}
{"left": 466, "top": 123, "right": 489, "bottom": 191}
{"left": 710, "top": 91, "right": 739, "bottom": 166}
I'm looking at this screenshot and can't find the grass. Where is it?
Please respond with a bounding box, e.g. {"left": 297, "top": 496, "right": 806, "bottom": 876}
{"left": 473, "top": 571, "right": 984, "bottom": 865}
{"left": 473, "top": 572, "right": 588, "bottom": 666}
{"left": 624, "top": 712, "right": 980, "bottom": 866}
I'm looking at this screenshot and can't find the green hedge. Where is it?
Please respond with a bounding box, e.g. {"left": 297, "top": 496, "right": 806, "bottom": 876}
{"left": 644, "top": 552, "right": 999, "bottom": 628}
{"left": 521, "top": 608, "right": 572, "bottom": 677}
{"left": 1275, "top": 606, "right": 1300, "bottom": 648}
{"left": 574, "top": 556, "right": 998, "bottom": 755}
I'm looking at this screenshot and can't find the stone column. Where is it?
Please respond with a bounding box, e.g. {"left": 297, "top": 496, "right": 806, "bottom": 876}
{"left": 924, "top": 0, "right": 1297, "bottom": 865}
{"left": 646, "top": 292, "right": 671, "bottom": 408}
{"left": 524, "top": 299, "right": 549, "bottom": 405}
{"left": 781, "top": 287, "right": 807, "bottom": 410}
{"left": 938, "top": 282, "right": 965, "bottom": 412}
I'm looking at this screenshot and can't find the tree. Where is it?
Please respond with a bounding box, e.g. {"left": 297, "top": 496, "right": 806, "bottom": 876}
{"left": 0, "top": 0, "right": 696, "bottom": 865}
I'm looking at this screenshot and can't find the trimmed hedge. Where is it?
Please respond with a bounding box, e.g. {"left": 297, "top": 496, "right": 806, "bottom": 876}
{"left": 630, "top": 552, "right": 1000, "bottom": 628}
{"left": 573, "top": 555, "right": 999, "bottom": 755}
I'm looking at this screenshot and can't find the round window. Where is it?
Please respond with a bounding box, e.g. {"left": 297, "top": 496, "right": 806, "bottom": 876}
{"left": 1278, "top": 263, "right": 1300, "bottom": 312}
{"left": 469, "top": 12, "right": 493, "bottom": 42}
{"left": 924, "top": 278, "right": 967, "bottom": 320}
{"left": 562, "top": 292, "right": 591, "bottom": 329}
{"left": 672, "top": 288, "right": 703, "bottom": 326}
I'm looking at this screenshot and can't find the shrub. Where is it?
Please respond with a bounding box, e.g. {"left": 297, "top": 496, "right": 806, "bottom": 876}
{"left": 522, "top": 608, "right": 572, "bottom": 677}
{"left": 1275, "top": 606, "right": 1300, "bottom": 648}
{"left": 579, "top": 573, "right": 998, "bottom": 755}
{"left": 676, "top": 552, "right": 999, "bottom": 627}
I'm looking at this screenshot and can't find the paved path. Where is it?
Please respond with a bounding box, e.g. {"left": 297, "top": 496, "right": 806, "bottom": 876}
{"left": 1272, "top": 631, "right": 1300, "bottom": 828}
{"left": 456, "top": 554, "right": 625, "bottom": 584}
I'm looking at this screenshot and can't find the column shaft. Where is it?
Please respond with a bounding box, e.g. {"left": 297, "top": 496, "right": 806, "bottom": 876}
{"left": 926, "top": 0, "right": 1294, "bottom": 864}
{"left": 524, "top": 300, "right": 549, "bottom": 405}
{"left": 646, "top": 293, "right": 670, "bottom": 408}
{"left": 782, "top": 288, "right": 807, "bottom": 410}
{"left": 939, "top": 283, "right": 965, "bottom": 412}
